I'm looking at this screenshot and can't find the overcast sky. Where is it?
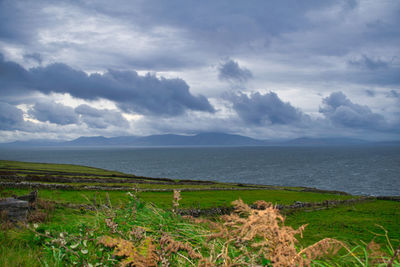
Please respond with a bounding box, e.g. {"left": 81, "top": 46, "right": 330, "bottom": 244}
{"left": 0, "top": 0, "right": 399, "bottom": 142}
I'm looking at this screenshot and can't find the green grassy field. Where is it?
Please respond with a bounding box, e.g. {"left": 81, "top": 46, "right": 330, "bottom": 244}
{"left": 0, "top": 188, "right": 356, "bottom": 208}
{"left": 1, "top": 160, "right": 399, "bottom": 266}
{"left": 1, "top": 196, "right": 398, "bottom": 266}
{"left": 0, "top": 160, "right": 124, "bottom": 176}
{"left": 286, "top": 200, "right": 400, "bottom": 246}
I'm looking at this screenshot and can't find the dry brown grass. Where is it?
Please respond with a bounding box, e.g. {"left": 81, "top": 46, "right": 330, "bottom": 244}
{"left": 33, "top": 199, "right": 55, "bottom": 211}
{"left": 172, "top": 190, "right": 181, "bottom": 214}
{"left": 94, "top": 194, "right": 395, "bottom": 266}
{"left": 0, "top": 210, "right": 14, "bottom": 230}
{"left": 160, "top": 233, "right": 203, "bottom": 260}
{"left": 0, "top": 209, "right": 7, "bottom": 221}
{"left": 105, "top": 217, "right": 119, "bottom": 234}
{"left": 27, "top": 210, "right": 48, "bottom": 223}
{"left": 129, "top": 226, "right": 146, "bottom": 241}
{"left": 26, "top": 199, "right": 54, "bottom": 223}
{"left": 99, "top": 236, "right": 159, "bottom": 267}
{"left": 364, "top": 240, "right": 386, "bottom": 266}
{"left": 199, "top": 199, "right": 345, "bottom": 266}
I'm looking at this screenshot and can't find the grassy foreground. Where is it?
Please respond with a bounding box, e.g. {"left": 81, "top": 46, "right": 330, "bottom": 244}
{"left": 1, "top": 160, "right": 399, "bottom": 266}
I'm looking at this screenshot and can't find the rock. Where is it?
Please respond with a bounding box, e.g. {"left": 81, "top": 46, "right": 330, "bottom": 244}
{"left": 0, "top": 198, "right": 29, "bottom": 222}
{"left": 377, "top": 196, "right": 400, "bottom": 202}
{"left": 16, "top": 190, "right": 38, "bottom": 204}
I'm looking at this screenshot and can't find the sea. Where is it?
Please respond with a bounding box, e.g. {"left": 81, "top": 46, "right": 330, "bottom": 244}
{"left": 0, "top": 146, "right": 399, "bottom": 196}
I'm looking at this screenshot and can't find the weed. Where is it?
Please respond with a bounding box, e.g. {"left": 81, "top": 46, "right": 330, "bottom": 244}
{"left": 172, "top": 189, "right": 181, "bottom": 214}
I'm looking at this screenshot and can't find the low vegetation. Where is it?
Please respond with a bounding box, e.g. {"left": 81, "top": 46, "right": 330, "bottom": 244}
{"left": 0, "top": 160, "right": 125, "bottom": 176}
{"left": 1, "top": 160, "right": 399, "bottom": 266}
{"left": 1, "top": 191, "right": 399, "bottom": 266}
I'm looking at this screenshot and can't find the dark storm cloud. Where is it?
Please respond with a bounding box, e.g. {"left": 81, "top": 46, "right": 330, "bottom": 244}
{"left": 319, "top": 91, "right": 386, "bottom": 129}
{"left": 0, "top": 101, "right": 44, "bottom": 133}
{"left": 348, "top": 55, "right": 389, "bottom": 70}
{"left": 218, "top": 59, "right": 252, "bottom": 83}
{"left": 1, "top": 0, "right": 399, "bottom": 82}
{"left": 386, "top": 90, "right": 400, "bottom": 99}
{"left": 0, "top": 102, "right": 25, "bottom": 130}
{"left": 0, "top": 0, "right": 356, "bottom": 48}
{"left": 364, "top": 89, "right": 376, "bottom": 97}
{"left": 1, "top": 0, "right": 359, "bottom": 70}
{"left": 1, "top": 0, "right": 400, "bottom": 141}
{"left": 319, "top": 61, "right": 400, "bottom": 87}
{"left": 229, "top": 92, "right": 307, "bottom": 125}
{"left": 23, "top": 53, "right": 43, "bottom": 65}
{"left": 29, "top": 101, "right": 78, "bottom": 125}
{"left": 75, "top": 104, "right": 129, "bottom": 129}
{"left": 0, "top": 53, "right": 30, "bottom": 93}
{"left": 86, "top": 0, "right": 339, "bottom": 45}
{"left": 0, "top": 1, "right": 42, "bottom": 42}
{"left": 0, "top": 55, "right": 215, "bottom": 116}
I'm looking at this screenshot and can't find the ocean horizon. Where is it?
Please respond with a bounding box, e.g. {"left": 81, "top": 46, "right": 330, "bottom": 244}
{"left": 1, "top": 145, "right": 399, "bottom": 196}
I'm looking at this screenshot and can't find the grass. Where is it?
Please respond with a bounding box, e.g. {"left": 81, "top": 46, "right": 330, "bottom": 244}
{"left": 286, "top": 200, "right": 400, "bottom": 248}
{"left": 1, "top": 160, "right": 399, "bottom": 266}
{"left": 0, "top": 160, "right": 124, "bottom": 176}
{"left": 1, "top": 188, "right": 355, "bottom": 208}
{"left": 11, "top": 181, "right": 252, "bottom": 190}
{"left": 0, "top": 241, "right": 45, "bottom": 267}
{"left": 0, "top": 205, "right": 97, "bottom": 267}
{"left": 1, "top": 193, "right": 398, "bottom": 266}
{"left": 2, "top": 187, "right": 398, "bottom": 248}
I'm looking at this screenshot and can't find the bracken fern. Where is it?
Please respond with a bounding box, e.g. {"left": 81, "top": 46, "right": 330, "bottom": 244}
{"left": 24, "top": 191, "right": 399, "bottom": 266}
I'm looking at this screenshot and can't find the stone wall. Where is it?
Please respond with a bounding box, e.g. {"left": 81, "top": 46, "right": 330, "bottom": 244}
{"left": 0, "top": 198, "right": 29, "bottom": 222}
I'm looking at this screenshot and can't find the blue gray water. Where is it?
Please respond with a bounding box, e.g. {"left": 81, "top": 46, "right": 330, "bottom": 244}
{"left": 0, "top": 146, "right": 399, "bottom": 196}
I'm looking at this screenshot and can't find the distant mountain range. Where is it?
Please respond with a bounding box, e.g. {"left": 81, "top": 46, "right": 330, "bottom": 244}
{"left": 1, "top": 132, "right": 399, "bottom": 147}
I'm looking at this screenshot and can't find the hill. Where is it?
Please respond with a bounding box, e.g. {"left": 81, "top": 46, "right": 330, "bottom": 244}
{"left": 2, "top": 133, "right": 398, "bottom": 147}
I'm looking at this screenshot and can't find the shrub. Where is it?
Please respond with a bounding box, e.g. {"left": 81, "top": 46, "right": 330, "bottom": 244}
{"left": 25, "top": 192, "right": 399, "bottom": 266}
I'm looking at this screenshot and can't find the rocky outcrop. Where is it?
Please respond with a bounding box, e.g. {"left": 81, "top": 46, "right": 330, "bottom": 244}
{"left": 15, "top": 190, "right": 38, "bottom": 203}
{"left": 0, "top": 191, "right": 38, "bottom": 222}
{"left": 0, "top": 198, "right": 29, "bottom": 222}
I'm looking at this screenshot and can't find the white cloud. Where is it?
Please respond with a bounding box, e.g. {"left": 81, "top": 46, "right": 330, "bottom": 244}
{"left": 0, "top": 0, "right": 399, "bottom": 141}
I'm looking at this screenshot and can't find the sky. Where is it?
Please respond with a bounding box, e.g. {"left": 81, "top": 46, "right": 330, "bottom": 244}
{"left": 0, "top": 0, "right": 399, "bottom": 142}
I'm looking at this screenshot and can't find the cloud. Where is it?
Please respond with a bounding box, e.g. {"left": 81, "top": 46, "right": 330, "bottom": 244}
{"left": 364, "top": 89, "right": 376, "bottom": 97}
{"left": 23, "top": 53, "right": 43, "bottom": 65}
{"left": 0, "top": 102, "right": 25, "bottom": 130}
{"left": 348, "top": 55, "right": 389, "bottom": 70}
{"left": 1, "top": 1, "right": 400, "bottom": 141}
{"left": 319, "top": 91, "right": 386, "bottom": 129}
{"left": 29, "top": 101, "right": 78, "bottom": 125}
{"left": 229, "top": 91, "right": 307, "bottom": 125}
{"left": 0, "top": 53, "right": 31, "bottom": 94}
{"left": 218, "top": 59, "right": 253, "bottom": 83}
{"left": 1, "top": 1, "right": 399, "bottom": 89}
{"left": 386, "top": 90, "right": 400, "bottom": 99}
{"left": 75, "top": 104, "right": 129, "bottom": 129}
{"left": 0, "top": 101, "right": 45, "bottom": 133}
{"left": 0, "top": 1, "right": 41, "bottom": 43}
{"left": 0, "top": 0, "right": 363, "bottom": 72}
{"left": 0, "top": 55, "right": 215, "bottom": 116}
